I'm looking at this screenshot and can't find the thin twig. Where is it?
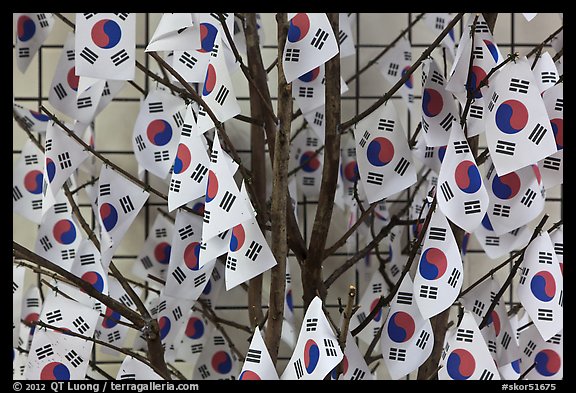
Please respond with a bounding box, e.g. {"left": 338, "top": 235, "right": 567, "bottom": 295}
{"left": 524, "top": 25, "right": 564, "bottom": 59}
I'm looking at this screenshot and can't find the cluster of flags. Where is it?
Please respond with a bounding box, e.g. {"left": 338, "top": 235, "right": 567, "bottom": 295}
{"left": 13, "top": 12, "right": 562, "bottom": 381}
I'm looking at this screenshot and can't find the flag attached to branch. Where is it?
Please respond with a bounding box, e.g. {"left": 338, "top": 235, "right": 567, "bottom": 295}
{"left": 146, "top": 13, "right": 199, "bottom": 52}
{"left": 13, "top": 140, "right": 45, "bottom": 224}
{"left": 70, "top": 238, "right": 108, "bottom": 308}
{"left": 411, "top": 136, "right": 447, "bottom": 176}
{"left": 13, "top": 265, "right": 26, "bottom": 348}
{"left": 378, "top": 36, "right": 415, "bottom": 111}
{"left": 292, "top": 64, "right": 349, "bottom": 115}
{"left": 550, "top": 226, "right": 563, "bottom": 275}
{"left": 354, "top": 101, "right": 416, "bottom": 204}
{"left": 132, "top": 214, "right": 175, "bottom": 282}
{"left": 381, "top": 274, "right": 434, "bottom": 380}
{"left": 473, "top": 215, "right": 531, "bottom": 259}
{"left": 193, "top": 330, "right": 239, "bottom": 380}
{"left": 537, "top": 82, "right": 563, "bottom": 190}
{"left": 281, "top": 260, "right": 298, "bottom": 349}
{"left": 339, "top": 133, "right": 360, "bottom": 208}
{"left": 238, "top": 328, "right": 279, "bottom": 380}
{"left": 14, "top": 13, "right": 54, "bottom": 73}
{"left": 414, "top": 207, "right": 463, "bottom": 319}
{"left": 96, "top": 164, "right": 150, "bottom": 270}
{"left": 281, "top": 296, "right": 343, "bottom": 380}
{"left": 484, "top": 57, "right": 557, "bottom": 176}
{"left": 75, "top": 13, "right": 136, "bottom": 80}
{"left": 517, "top": 231, "right": 563, "bottom": 341}
{"left": 282, "top": 13, "right": 339, "bottom": 83}
{"left": 116, "top": 356, "right": 164, "bottom": 380}
{"left": 132, "top": 88, "right": 187, "bottom": 179}
{"left": 519, "top": 326, "right": 563, "bottom": 380}
{"left": 439, "top": 311, "right": 501, "bottom": 380}
{"left": 531, "top": 52, "right": 559, "bottom": 94}
{"left": 420, "top": 57, "right": 458, "bottom": 147}
{"left": 176, "top": 309, "right": 214, "bottom": 363}
{"left": 290, "top": 127, "right": 324, "bottom": 198}
{"left": 437, "top": 122, "right": 489, "bottom": 233}
{"left": 423, "top": 13, "right": 456, "bottom": 61}
{"left": 330, "top": 331, "right": 373, "bottom": 380}
{"left": 21, "top": 286, "right": 43, "bottom": 349}
{"left": 154, "top": 294, "right": 194, "bottom": 363}
{"left": 484, "top": 157, "right": 545, "bottom": 236}
{"left": 13, "top": 102, "right": 50, "bottom": 133}
{"left": 338, "top": 13, "right": 356, "bottom": 58}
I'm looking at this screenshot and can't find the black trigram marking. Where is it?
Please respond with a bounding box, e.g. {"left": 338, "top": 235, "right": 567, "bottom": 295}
{"left": 493, "top": 204, "right": 511, "bottom": 217}
{"left": 440, "top": 113, "right": 456, "bottom": 131}
{"left": 214, "top": 86, "right": 230, "bottom": 106}
{"left": 294, "top": 359, "right": 304, "bottom": 379}
{"left": 12, "top": 281, "right": 19, "bottom": 294}
{"left": 99, "top": 183, "right": 111, "bottom": 197}
{"left": 102, "top": 82, "right": 111, "bottom": 96}
{"left": 140, "top": 256, "right": 153, "bottom": 270}
{"left": 172, "top": 306, "right": 183, "bottom": 321}
{"left": 194, "top": 273, "right": 206, "bottom": 288}
{"left": 18, "top": 47, "right": 30, "bottom": 58}
{"left": 45, "top": 139, "right": 53, "bottom": 151}
{"left": 367, "top": 171, "right": 384, "bottom": 186}
{"left": 213, "top": 336, "right": 226, "bottom": 346}
{"left": 338, "top": 29, "right": 348, "bottom": 45}
{"left": 540, "top": 71, "right": 557, "bottom": 84}
{"left": 350, "top": 368, "right": 366, "bottom": 380}
{"left": 559, "top": 290, "right": 563, "bottom": 307}
{"left": 549, "top": 333, "right": 562, "bottom": 345}
{"left": 178, "top": 224, "right": 195, "bottom": 240}
{"left": 53, "top": 83, "right": 67, "bottom": 100}
{"left": 430, "top": 70, "right": 444, "bottom": 85}
{"left": 419, "top": 285, "right": 438, "bottom": 299}
{"left": 388, "top": 62, "right": 399, "bottom": 77}
{"left": 453, "top": 140, "right": 470, "bottom": 154}
{"left": 306, "top": 137, "right": 319, "bottom": 147}
{"left": 72, "top": 316, "right": 90, "bottom": 334}
{"left": 543, "top": 157, "right": 561, "bottom": 171}
{"left": 173, "top": 112, "right": 184, "bottom": 128}
{"left": 246, "top": 349, "right": 262, "bottom": 363}
{"left": 554, "top": 242, "right": 563, "bottom": 256}
{"left": 474, "top": 20, "right": 489, "bottom": 33}
{"left": 169, "top": 179, "right": 181, "bottom": 193}
{"left": 488, "top": 91, "right": 499, "bottom": 112}
{"left": 154, "top": 150, "right": 170, "bottom": 162}
{"left": 191, "top": 344, "right": 203, "bottom": 353}
{"left": 39, "top": 236, "right": 53, "bottom": 252}
{"left": 390, "top": 264, "right": 400, "bottom": 277}
{"left": 210, "top": 150, "right": 218, "bottom": 164}
{"left": 416, "top": 330, "right": 430, "bottom": 350}
{"left": 187, "top": 163, "right": 208, "bottom": 184}
{"left": 520, "top": 189, "right": 537, "bottom": 208}
{"left": 245, "top": 241, "right": 262, "bottom": 261}
{"left": 397, "top": 291, "right": 413, "bottom": 305}
{"left": 440, "top": 181, "right": 454, "bottom": 201}
{"left": 80, "top": 47, "right": 98, "bottom": 65}
{"left": 378, "top": 118, "right": 395, "bottom": 132}
{"left": 135, "top": 135, "right": 146, "bottom": 151}
{"left": 485, "top": 236, "right": 500, "bottom": 246}
{"left": 210, "top": 43, "right": 219, "bottom": 58}
{"left": 12, "top": 186, "right": 23, "bottom": 201}
{"left": 32, "top": 199, "right": 42, "bottom": 210}
{"left": 226, "top": 256, "right": 237, "bottom": 271}
{"left": 464, "top": 200, "right": 482, "bottom": 215}
{"left": 447, "top": 268, "right": 461, "bottom": 288}
{"left": 203, "top": 210, "right": 211, "bottom": 224}
{"left": 456, "top": 328, "right": 474, "bottom": 342}
{"left": 148, "top": 102, "right": 163, "bottom": 113}
{"left": 435, "top": 17, "right": 445, "bottom": 30}
{"left": 313, "top": 111, "right": 324, "bottom": 126}
{"left": 119, "top": 294, "right": 134, "bottom": 308}
{"left": 472, "top": 46, "right": 483, "bottom": 60}
{"left": 27, "top": 297, "right": 40, "bottom": 308}
{"left": 528, "top": 123, "right": 547, "bottom": 145}
{"left": 404, "top": 51, "right": 412, "bottom": 61}
{"left": 524, "top": 340, "right": 537, "bottom": 357}
{"left": 554, "top": 98, "right": 563, "bottom": 112}
{"left": 119, "top": 195, "right": 134, "bottom": 214}
{"left": 61, "top": 249, "right": 75, "bottom": 260}
{"left": 372, "top": 283, "right": 383, "bottom": 293}
{"left": 36, "top": 344, "right": 54, "bottom": 360}
{"left": 119, "top": 373, "right": 136, "bottom": 380}
{"left": 538, "top": 251, "right": 553, "bottom": 264}
{"left": 217, "top": 230, "right": 229, "bottom": 240}
{"left": 24, "top": 154, "right": 39, "bottom": 165}
{"left": 519, "top": 267, "right": 530, "bottom": 285}
{"left": 407, "top": 93, "right": 414, "bottom": 103}
{"left": 157, "top": 300, "right": 167, "bottom": 314}
{"left": 45, "top": 309, "right": 63, "bottom": 324}
{"left": 509, "top": 78, "right": 530, "bottom": 94}
{"left": 77, "top": 96, "right": 93, "bottom": 109}
{"left": 219, "top": 191, "right": 236, "bottom": 212}
{"left": 324, "top": 339, "right": 338, "bottom": 356}
{"left": 115, "top": 13, "right": 129, "bottom": 21}
{"left": 65, "top": 349, "right": 83, "bottom": 368}
{"left": 394, "top": 157, "right": 410, "bottom": 176}
{"left": 359, "top": 130, "right": 370, "bottom": 148}
{"left": 172, "top": 266, "right": 186, "bottom": 284}
{"left": 37, "top": 13, "right": 50, "bottom": 28}
{"left": 298, "top": 86, "right": 314, "bottom": 98}
{"left": 356, "top": 312, "right": 366, "bottom": 324}
{"left": 284, "top": 48, "right": 300, "bottom": 62}
{"left": 537, "top": 308, "right": 553, "bottom": 321}
{"left": 479, "top": 369, "right": 495, "bottom": 380}
{"left": 311, "top": 28, "right": 329, "bottom": 50}
{"left": 198, "top": 364, "right": 211, "bottom": 379}
{"left": 111, "top": 49, "right": 129, "bottom": 67}
{"left": 58, "top": 152, "right": 72, "bottom": 169}
{"left": 306, "top": 318, "right": 318, "bottom": 332}
{"left": 472, "top": 299, "right": 485, "bottom": 317}
{"left": 470, "top": 105, "right": 483, "bottom": 119}
{"left": 424, "top": 146, "right": 434, "bottom": 158}
{"left": 389, "top": 347, "right": 406, "bottom": 361}
{"left": 181, "top": 122, "right": 193, "bottom": 138}
{"left": 501, "top": 332, "right": 512, "bottom": 350}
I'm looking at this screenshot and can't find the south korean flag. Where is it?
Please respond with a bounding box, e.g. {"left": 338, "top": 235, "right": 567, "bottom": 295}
{"left": 13, "top": 140, "right": 45, "bottom": 224}
{"left": 537, "top": 82, "right": 563, "bottom": 190}
{"left": 154, "top": 294, "right": 194, "bottom": 363}
{"left": 484, "top": 56, "right": 557, "bottom": 176}
{"left": 238, "top": 328, "right": 279, "bottom": 380}
{"left": 132, "top": 213, "right": 174, "bottom": 282}
{"left": 290, "top": 127, "right": 324, "bottom": 198}
{"left": 176, "top": 309, "right": 214, "bottom": 364}
{"left": 116, "top": 356, "right": 164, "bottom": 380}
{"left": 193, "top": 330, "right": 239, "bottom": 380}
{"left": 292, "top": 64, "right": 349, "bottom": 115}
{"left": 146, "top": 13, "right": 200, "bottom": 52}
{"left": 414, "top": 207, "right": 463, "bottom": 319}
{"left": 473, "top": 215, "right": 531, "bottom": 260}
{"left": 330, "top": 331, "right": 373, "bottom": 380}
{"left": 13, "top": 102, "right": 50, "bottom": 133}
{"left": 37, "top": 292, "right": 100, "bottom": 338}
{"left": 354, "top": 101, "right": 416, "bottom": 204}
{"left": 518, "top": 326, "right": 563, "bottom": 380}
{"left": 377, "top": 36, "right": 415, "bottom": 112}
{"left": 14, "top": 13, "right": 55, "bottom": 73}
{"left": 531, "top": 51, "right": 559, "bottom": 94}
{"left": 410, "top": 136, "right": 447, "bottom": 176}
{"left": 132, "top": 88, "right": 187, "bottom": 179}
{"left": 437, "top": 121, "right": 489, "bottom": 233}
{"left": 75, "top": 13, "right": 136, "bottom": 80}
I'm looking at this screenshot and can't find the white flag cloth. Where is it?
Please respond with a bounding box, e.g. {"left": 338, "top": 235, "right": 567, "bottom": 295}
{"left": 132, "top": 88, "right": 187, "bottom": 179}
{"left": 473, "top": 214, "right": 531, "bottom": 259}
{"left": 339, "top": 133, "right": 360, "bottom": 208}
{"left": 155, "top": 293, "right": 194, "bottom": 363}
{"left": 517, "top": 231, "right": 563, "bottom": 341}
{"left": 290, "top": 127, "right": 324, "bottom": 198}
{"left": 384, "top": 225, "right": 406, "bottom": 282}
{"left": 13, "top": 102, "right": 50, "bottom": 133}
{"left": 292, "top": 64, "right": 349, "bottom": 115}
{"left": 439, "top": 311, "right": 501, "bottom": 380}
{"left": 437, "top": 122, "right": 489, "bottom": 233}
{"left": 282, "top": 13, "right": 339, "bottom": 83}
{"left": 41, "top": 121, "right": 90, "bottom": 216}
{"left": 116, "top": 356, "right": 164, "bottom": 380}
{"left": 75, "top": 13, "right": 136, "bottom": 80}
{"left": 146, "top": 13, "right": 199, "bottom": 52}
{"left": 199, "top": 229, "right": 231, "bottom": 268}
{"left": 411, "top": 136, "right": 447, "bottom": 176}
{"left": 302, "top": 106, "right": 328, "bottom": 144}
{"left": 69, "top": 238, "right": 108, "bottom": 309}
{"left": 38, "top": 292, "right": 100, "bottom": 337}
{"left": 349, "top": 270, "right": 389, "bottom": 347}
{"left": 176, "top": 309, "right": 214, "bottom": 363}
{"left": 281, "top": 296, "right": 343, "bottom": 380}
{"left": 354, "top": 102, "right": 417, "bottom": 204}
{"left": 238, "top": 328, "right": 279, "bottom": 380}
{"left": 420, "top": 57, "right": 458, "bottom": 147}
{"left": 14, "top": 13, "right": 54, "bottom": 73}
{"left": 484, "top": 57, "right": 557, "bottom": 176}
{"left": 96, "top": 165, "right": 150, "bottom": 270}
{"left": 519, "top": 326, "right": 563, "bottom": 380}
{"left": 331, "top": 331, "right": 373, "bottom": 380}
{"left": 522, "top": 13, "right": 538, "bottom": 22}
{"left": 531, "top": 52, "right": 559, "bottom": 94}
{"left": 192, "top": 330, "right": 239, "bottom": 380}
{"left": 378, "top": 36, "right": 415, "bottom": 111}
{"left": 423, "top": 13, "right": 456, "bottom": 61}
{"left": 21, "top": 286, "right": 42, "bottom": 335}
{"left": 498, "top": 359, "right": 522, "bottom": 380}
{"left": 132, "top": 214, "right": 175, "bottom": 281}
{"left": 484, "top": 157, "right": 545, "bottom": 236}
{"left": 461, "top": 277, "right": 521, "bottom": 367}
{"left": 550, "top": 226, "right": 563, "bottom": 275}
{"left": 202, "top": 132, "right": 254, "bottom": 242}
{"left": 13, "top": 140, "right": 45, "bottom": 224}
{"left": 381, "top": 275, "right": 434, "bottom": 380}
{"left": 13, "top": 265, "right": 26, "bottom": 348}
{"left": 338, "top": 13, "right": 356, "bottom": 58}
{"left": 281, "top": 260, "right": 298, "bottom": 349}
{"left": 414, "top": 207, "right": 463, "bottom": 319}
{"left": 168, "top": 107, "right": 211, "bottom": 211}
{"left": 537, "top": 82, "right": 563, "bottom": 190}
